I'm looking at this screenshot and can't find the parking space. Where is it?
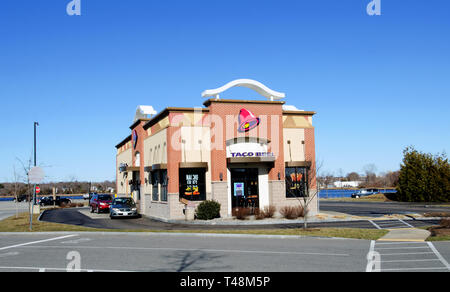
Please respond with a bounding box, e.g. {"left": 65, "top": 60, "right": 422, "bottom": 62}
{"left": 368, "top": 241, "right": 450, "bottom": 272}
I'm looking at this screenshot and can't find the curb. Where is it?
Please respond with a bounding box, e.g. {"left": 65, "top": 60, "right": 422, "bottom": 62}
{"left": 0, "top": 231, "right": 365, "bottom": 241}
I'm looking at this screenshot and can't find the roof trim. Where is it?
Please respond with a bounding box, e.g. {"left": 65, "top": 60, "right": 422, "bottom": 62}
{"left": 115, "top": 135, "right": 132, "bottom": 149}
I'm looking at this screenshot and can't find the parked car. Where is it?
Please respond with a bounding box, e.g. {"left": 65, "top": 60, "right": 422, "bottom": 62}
{"left": 14, "top": 194, "right": 30, "bottom": 202}
{"left": 39, "top": 196, "right": 72, "bottom": 206}
{"left": 89, "top": 194, "right": 112, "bottom": 213}
{"left": 351, "top": 188, "right": 380, "bottom": 198}
{"left": 110, "top": 197, "right": 138, "bottom": 219}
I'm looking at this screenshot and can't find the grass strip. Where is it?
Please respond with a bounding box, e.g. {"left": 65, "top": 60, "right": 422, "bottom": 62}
{"left": 0, "top": 212, "right": 388, "bottom": 240}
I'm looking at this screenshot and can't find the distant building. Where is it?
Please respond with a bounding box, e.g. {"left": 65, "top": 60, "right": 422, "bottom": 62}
{"left": 333, "top": 181, "right": 361, "bottom": 188}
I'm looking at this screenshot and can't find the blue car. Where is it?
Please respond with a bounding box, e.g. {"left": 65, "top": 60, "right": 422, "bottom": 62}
{"left": 351, "top": 189, "right": 380, "bottom": 198}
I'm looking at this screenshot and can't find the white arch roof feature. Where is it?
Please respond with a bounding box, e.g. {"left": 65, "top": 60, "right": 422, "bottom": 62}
{"left": 201, "top": 79, "right": 286, "bottom": 101}
{"left": 134, "top": 105, "right": 157, "bottom": 122}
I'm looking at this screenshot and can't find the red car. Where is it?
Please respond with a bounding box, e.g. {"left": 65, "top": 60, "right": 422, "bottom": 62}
{"left": 89, "top": 194, "right": 112, "bottom": 213}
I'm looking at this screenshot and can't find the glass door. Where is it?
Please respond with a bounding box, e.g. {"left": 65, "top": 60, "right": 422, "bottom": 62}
{"left": 231, "top": 168, "right": 259, "bottom": 214}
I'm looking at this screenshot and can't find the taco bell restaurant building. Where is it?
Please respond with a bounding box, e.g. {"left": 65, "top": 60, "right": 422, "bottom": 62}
{"left": 115, "top": 80, "right": 317, "bottom": 221}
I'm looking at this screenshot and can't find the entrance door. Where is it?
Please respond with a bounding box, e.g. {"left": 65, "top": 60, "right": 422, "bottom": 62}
{"left": 132, "top": 171, "right": 141, "bottom": 202}
{"left": 230, "top": 168, "right": 259, "bottom": 215}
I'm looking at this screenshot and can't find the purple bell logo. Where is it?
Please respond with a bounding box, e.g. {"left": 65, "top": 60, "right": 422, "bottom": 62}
{"left": 238, "top": 108, "right": 260, "bottom": 133}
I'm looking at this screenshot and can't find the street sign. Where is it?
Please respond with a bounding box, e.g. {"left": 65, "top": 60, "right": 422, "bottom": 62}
{"left": 36, "top": 186, "right": 41, "bottom": 194}
{"left": 28, "top": 167, "right": 45, "bottom": 184}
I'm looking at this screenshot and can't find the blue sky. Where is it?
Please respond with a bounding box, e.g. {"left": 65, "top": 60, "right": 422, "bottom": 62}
{"left": 0, "top": 0, "right": 449, "bottom": 182}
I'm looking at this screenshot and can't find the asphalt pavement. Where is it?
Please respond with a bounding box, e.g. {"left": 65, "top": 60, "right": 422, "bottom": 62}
{"left": 39, "top": 207, "right": 441, "bottom": 230}
{"left": 0, "top": 202, "right": 29, "bottom": 221}
{"left": 319, "top": 200, "right": 450, "bottom": 217}
{"left": 0, "top": 232, "right": 376, "bottom": 272}
{"left": 0, "top": 232, "right": 448, "bottom": 272}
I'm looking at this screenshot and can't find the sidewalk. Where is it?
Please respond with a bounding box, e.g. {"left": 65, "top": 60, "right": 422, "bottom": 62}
{"left": 378, "top": 228, "right": 431, "bottom": 242}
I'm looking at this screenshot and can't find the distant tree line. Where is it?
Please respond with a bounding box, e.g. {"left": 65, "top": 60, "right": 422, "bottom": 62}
{"left": 397, "top": 147, "right": 449, "bottom": 202}
{"left": 0, "top": 180, "right": 116, "bottom": 196}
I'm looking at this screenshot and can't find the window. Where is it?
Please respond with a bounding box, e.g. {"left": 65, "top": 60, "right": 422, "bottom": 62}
{"left": 179, "top": 168, "right": 206, "bottom": 201}
{"left": 161, "top": 170, "right": 168, "bottom": 202}
{"left": 285, "top": 167, "right": 308, "bottom": 198}
{"left": 151, "top": 171, "right": 159, "bottom": 201}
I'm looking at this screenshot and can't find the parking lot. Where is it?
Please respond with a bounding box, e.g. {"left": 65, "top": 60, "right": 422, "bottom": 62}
{"left": 0, "top": 232, "right": 448, "bottom": 272}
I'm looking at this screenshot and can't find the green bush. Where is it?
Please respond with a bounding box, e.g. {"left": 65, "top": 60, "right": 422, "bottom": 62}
{"left": 397, "top": 147, "right": 450, "bottom": 202}
{"left": 195, "top": 200, "right": 221, "bottom": 220}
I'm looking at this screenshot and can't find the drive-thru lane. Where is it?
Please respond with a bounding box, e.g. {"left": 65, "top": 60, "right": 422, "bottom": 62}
{"left": 39, "top": 208, "right": 441, "bottom": 231}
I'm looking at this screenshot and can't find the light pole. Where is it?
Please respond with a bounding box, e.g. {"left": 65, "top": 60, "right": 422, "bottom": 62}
{"left": 33, "top": 122, "right": 39, "bottom": 204}
{"left": 29, "top": 122, "right": 39, "bottom": 231}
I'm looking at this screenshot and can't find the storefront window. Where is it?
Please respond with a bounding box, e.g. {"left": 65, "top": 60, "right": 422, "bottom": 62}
{"left": 151, "top": 171, "right": 159, "bottom": 201}
{"left": 285, "top": 167, "right": 308, "bottom": 198}
{"left": 179, "top": 168, "right": 206, "bottom": 201}
{"left": 161, "top": 170, "right": 168, "bottom": 202}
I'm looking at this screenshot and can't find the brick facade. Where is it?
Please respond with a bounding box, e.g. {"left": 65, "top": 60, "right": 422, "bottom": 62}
{"left": 116, "top": 98, "right": 317, "bottom": 221}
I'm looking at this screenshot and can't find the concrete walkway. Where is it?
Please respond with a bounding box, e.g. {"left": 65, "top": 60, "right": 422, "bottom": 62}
{"left": 378, "top": 228, "right": 431, "bottom": 242}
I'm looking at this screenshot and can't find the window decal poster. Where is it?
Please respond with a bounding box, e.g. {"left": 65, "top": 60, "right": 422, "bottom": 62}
{"left": 234, "top": 183, "right": 244, "bottom": 197}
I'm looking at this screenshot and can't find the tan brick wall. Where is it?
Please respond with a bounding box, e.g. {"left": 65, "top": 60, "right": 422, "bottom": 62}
{"left": 211, "top": 181, "right": 229, "bottom": 217}
{"left": 269, "top": 180, "right": 318, "bottom": 216}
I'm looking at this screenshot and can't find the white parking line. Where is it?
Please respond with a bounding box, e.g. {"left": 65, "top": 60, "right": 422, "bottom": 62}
{"left": 379, "top": 252, "right": 435, "bottom": 256}
{"left": 376, "top": 259, "right": 441, "bottom": 263}
{"left": 368, "top": 220, "right": 382, "bottom": 229}
{"left": 398, "top": 219, "right": 415, "bottom": 228}
{"left": 375, "top": 242, "right": 427, "bottom": 245}
{"left": 427, "top": 242, "right": 450, "bottom": 270}
{"left": 0, "top": 235, "right": 77, "bottom": 251}
{"left": 381, "top": 267, "right": 448, "bottom": 271}
{"left": 376, "top": 246, "right": 430, "bottom": 250}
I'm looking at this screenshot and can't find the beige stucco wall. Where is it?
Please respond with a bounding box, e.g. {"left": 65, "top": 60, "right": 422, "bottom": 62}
{"left": 116, "top": 148, "right": 132, "bottom": 196}
{"left": 141, "top": 129, "right": 169, "bottom": 217}
{"left": 283, "top": 128, "right": 306, "bottom": 162}
{"left": 180, "top": 126, "right": 212, "bottom": 194}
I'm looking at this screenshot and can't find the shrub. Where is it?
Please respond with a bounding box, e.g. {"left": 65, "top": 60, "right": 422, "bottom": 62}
{"left": 263, "top": 205, "right": 276, "bottom": 218}
{"left": 195, "top": 200, "right": 221, "bottom": 220}
{"left": 440, "top": 218, "right": 450, "bottom": 228}
{"left": 69, "top": 203, "right": 77, "bottom": 208}
{"left": 254, "top": 208, "right": 265, "bottom": 220}
{"left": 235, "top": 207, "right": 251, "bottom": 220}
{"left": 293, "top": 205, "right": 305, "bottom": 218}
{"left": 280, "top": 206, "right": 299, "bottom": 220}
{"left": 77, "top": 202, "right": 84, "bottom": 207}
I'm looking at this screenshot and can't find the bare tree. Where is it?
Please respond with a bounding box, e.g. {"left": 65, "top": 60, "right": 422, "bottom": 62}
{"left": 287, "top": 159, "right": 323, "bottom": 230}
